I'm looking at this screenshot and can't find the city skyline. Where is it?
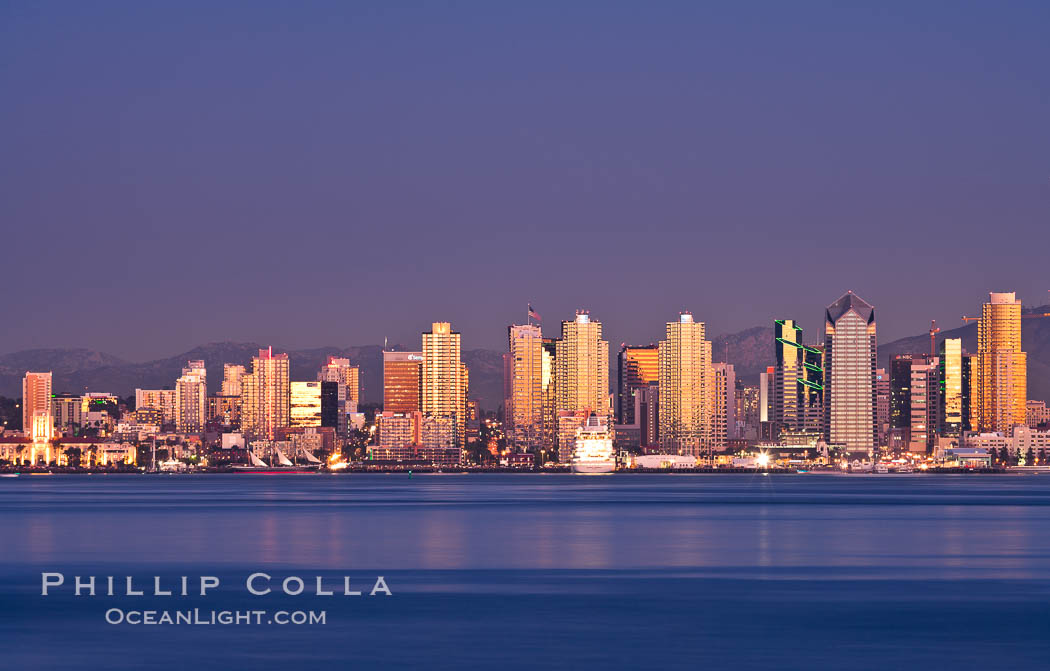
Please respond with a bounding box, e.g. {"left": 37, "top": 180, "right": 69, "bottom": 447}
{"left": 3, "top": 3, "right": 1049, "bottom": 358}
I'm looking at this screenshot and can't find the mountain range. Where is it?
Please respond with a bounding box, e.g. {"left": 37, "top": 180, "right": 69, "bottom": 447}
{"left": 3, "top": 307, "right": 1048, "bottom": 410}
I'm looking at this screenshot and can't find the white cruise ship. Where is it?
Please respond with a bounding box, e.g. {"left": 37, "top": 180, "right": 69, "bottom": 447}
{"left": 571, "top": 414, "right": 616, "bottom": 474}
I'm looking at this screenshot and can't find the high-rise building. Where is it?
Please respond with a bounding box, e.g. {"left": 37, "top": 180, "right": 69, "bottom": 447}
{"left": 22, "top": 371, "right": 53, "bottom": 444}
{"left": 617, "top": 345, "right": 659, "bottom": 425}
{"left": 824, "top": 291, "right": 878, "bottom": 455}
{"left": 175, "top": 360, "right": 207, "bottom": 433}
{"left": 135, "top": 388, "right": 177, "bottom": 425}
{"left": 383, "top": 351, "right": 422, "bottom": 413}
{"left": 938, "top": 338, "right": 969, "bottom": 436}
{"left": 638, "top": 382, "right": 660, "bottom": 448}
{"left": 318, "top": 356, "right": 359, "bottom": 406}
{"left": 770, "top": 319, "right": 824, "bottom": 438}
{"left": 658, "top": 313, "right": 713, "bottom": 457}
{"left": 875, "top": 368, "right": 890, "bottom": 447}
{"left": 507, "top": 324, "right": 544, "bottom": 449}
{"left": 713, "top": 362, "right": 736, "bottom": 448}
{"left": 52, "top": 394, "right": 83, "bottom": 435}
{"left": 554, "top": 312, "right": 609, "bottom": 459}
{"left": 221, "top": 364, "right": 246, "bottom": 396}
{"left": 541, "top": 338, "right": 558, "bottom": 452}
{"left": 973, "top": 292, "right": 1027, "bottom": 433}
{"left": 422, "top": 322, "right": 468, "bottom": 449}
{"left": 290, "top": 381, "right": 323, "bottom": 428}
{"left": 890, "top": 354, "right": 940, "bottom": 454}
{"left": 241, "top": 347, "right": 290, "bottom": 440}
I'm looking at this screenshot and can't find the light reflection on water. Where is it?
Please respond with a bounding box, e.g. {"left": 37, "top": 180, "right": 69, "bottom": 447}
{"left": 3, "top": 473, "right": 1050, "bottom": 580}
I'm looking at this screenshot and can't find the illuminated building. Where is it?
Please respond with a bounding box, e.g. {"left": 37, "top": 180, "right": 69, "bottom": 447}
{"left": 421, "top": 413, "right": 460, "bottom": 460}
{"left": 713, "top": 363, "right": 736, "bottom": 448}
{"left": 377, "top": 411, "right": 422, "bottom": 449}
{"left": 206, "top": 395, "right": 240, "bottom": 427}
{"left": 890, "top": 354, "right": 940, "bottom": 454}
{"left": 554, "top": 312, "right": 609, "bottom": 459}
{"left": 22, "top": 371, "right": 54, "bottom": 463}
{"left": 1027, "top": 401, "right": 1050, "bottom": 428}
{"left": 422, "top": 322, "right": 468, "bottom": 449}
{"left": 875, "top": 368, "right": 890, "bottom": 446}
{"left": 135, "top": 389, "right": 176, "bottom": 425}
{"left": 383, "top": 351, "right": 422, "bottom": 413}
{"left": 823, "top": 291, "right": 878, "bottom": 455}
{"left": 541, "top": 338, "right": 558, "bottom": 453}
{"left": 318, "top": 356, "right": 359, "bottom": 406}
{"left": 241, "top": 347, "right": 290, "bottom": 440}
{"left": 617, "top": 345, "right": 659, "bottom": 425}
{"left": 769, "top": 319, "right": 824, "bottom": 439}
{"left": 52, "top": 394, "right": 83, "bottom": 434}
{"left": 507, "top": 324, "right": 544, "bottom": 449}
{"left": 175, "top": 360, "right": 207, "bottom": 433}
{"left": 290, "top": 381, "right": 323, "bottom": 428}
{"left": 938, "top": 338, "right": 968, "bottom": 436}
{"left": 465, "top": 399, "right": 480, "bottom": 444}
{"left": 221, "top": 364, "right": 246, "bottom": 396}
{"left": 22, "top": 371, "right": 53, "bottom": 443}
{"left": 658, "top": 312, "right": 713, "bottom": 457}
{"left": 973, "top": 292, "right": 1027, "bottom": 432}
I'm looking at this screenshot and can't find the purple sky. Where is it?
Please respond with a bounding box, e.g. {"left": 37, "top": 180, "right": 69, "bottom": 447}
{"left": 2, "top": 1, "right": 1048, "bottom": 360}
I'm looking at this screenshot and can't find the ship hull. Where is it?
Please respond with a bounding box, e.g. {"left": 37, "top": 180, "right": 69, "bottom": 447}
{"left": 572, "top": 461, "right": 616, "bottom": 474}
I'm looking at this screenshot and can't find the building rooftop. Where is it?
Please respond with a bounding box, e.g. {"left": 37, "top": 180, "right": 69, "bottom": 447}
{"left": 826, "top": 291, "right": 875, "bottom": 325}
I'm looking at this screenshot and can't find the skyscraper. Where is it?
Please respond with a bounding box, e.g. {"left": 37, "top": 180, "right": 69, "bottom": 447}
{"left": 318, "top": 356, "right": 359, "bottom": 407}
{"left": 770, "top": 319, "right": 824, "bottom": 438}
{"left": 713, "top": 362, "right": 736, "bottom": 447}
{"left": 938, "top": 338, "right": 967, "bottom": 436}
{"left": 175, "top": 360, "right": 207, "bottom": 433}
{"left": 22, "top": 371, "right": 53, "bottom": 445}
{"left": 507, "top": 323, "right": 544, "bottom": 449}
{"left": 890, "top": 354, "right": 940, "bottom": 454}
{"left": 554, "top": 312, "right": 609, "bottom": 459}
{"left": 617, "top": 345, "right": 659, "bottom": 425}
{"left": 241, "top": 347, "right": 290, "bottom": 440}
{"left": 658, "top": 313, "right": 713, "bottom": 457}
{"left": 875, "top": 367, "right": 890, "bottom": 447}
{"left": 383, "top": 351, "right": 422, "bottom": 413}
{"left": 422, "top": 322, "right": 468, "bottom": 449}
{"left": 973, "top": 292, "right": 1027, "bottom": 432}
{"left": 824, "top": 291, "right": 878, "bottom": 455}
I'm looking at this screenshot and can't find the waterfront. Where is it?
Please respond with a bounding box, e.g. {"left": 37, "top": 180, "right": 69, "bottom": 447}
{"left": 4, "top": 474, "right": 1050, "bottom": 669}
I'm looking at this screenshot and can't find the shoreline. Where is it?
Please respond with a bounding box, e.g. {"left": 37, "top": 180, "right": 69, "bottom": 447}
{"left": 0, "top": 466, "right": 1011, "bottom": 475}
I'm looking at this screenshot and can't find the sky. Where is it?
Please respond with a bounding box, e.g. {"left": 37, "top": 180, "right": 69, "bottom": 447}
{"left": 2, "top": 1, "right": 1049, "bottom": 360}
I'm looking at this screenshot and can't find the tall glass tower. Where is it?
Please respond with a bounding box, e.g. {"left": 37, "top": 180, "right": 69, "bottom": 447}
{"left": 823, "top": 292, "right": 878, "bottom": 455}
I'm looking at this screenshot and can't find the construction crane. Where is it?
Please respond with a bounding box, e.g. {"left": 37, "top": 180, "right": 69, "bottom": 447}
{"left": 963, "top": 312, "right": 1050, "bottom": 322}
{"left": 929, "top": 320, "right": 940, "bottom": 356}
{"left": 963, "top": 291, "right": 1050, "bottom": 323}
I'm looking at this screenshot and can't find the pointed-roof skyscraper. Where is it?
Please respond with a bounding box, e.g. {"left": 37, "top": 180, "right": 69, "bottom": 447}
{"left": 824, "top": 291, "right": 878, "bottom": 456}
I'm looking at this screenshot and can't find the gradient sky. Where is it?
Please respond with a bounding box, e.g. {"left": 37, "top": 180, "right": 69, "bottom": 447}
{"left": 2, "top": 1, "right": 1049, "bottom": 360}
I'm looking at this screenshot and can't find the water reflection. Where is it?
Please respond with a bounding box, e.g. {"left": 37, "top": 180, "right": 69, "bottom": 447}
{"left": 4, "top": 474, "right": 1050, "bottom": 580}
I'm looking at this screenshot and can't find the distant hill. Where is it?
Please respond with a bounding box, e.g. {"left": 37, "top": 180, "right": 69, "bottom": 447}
{"left": 2, "top": 308, "right": 1047, "bottom": 411}
{"left": 879, "top": 305, "right": 1050, "bottom": 403}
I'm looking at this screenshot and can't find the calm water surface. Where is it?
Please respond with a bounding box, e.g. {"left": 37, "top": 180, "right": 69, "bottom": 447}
{"left": 3, "top": 473, "right": 1050, "bottom": 669}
